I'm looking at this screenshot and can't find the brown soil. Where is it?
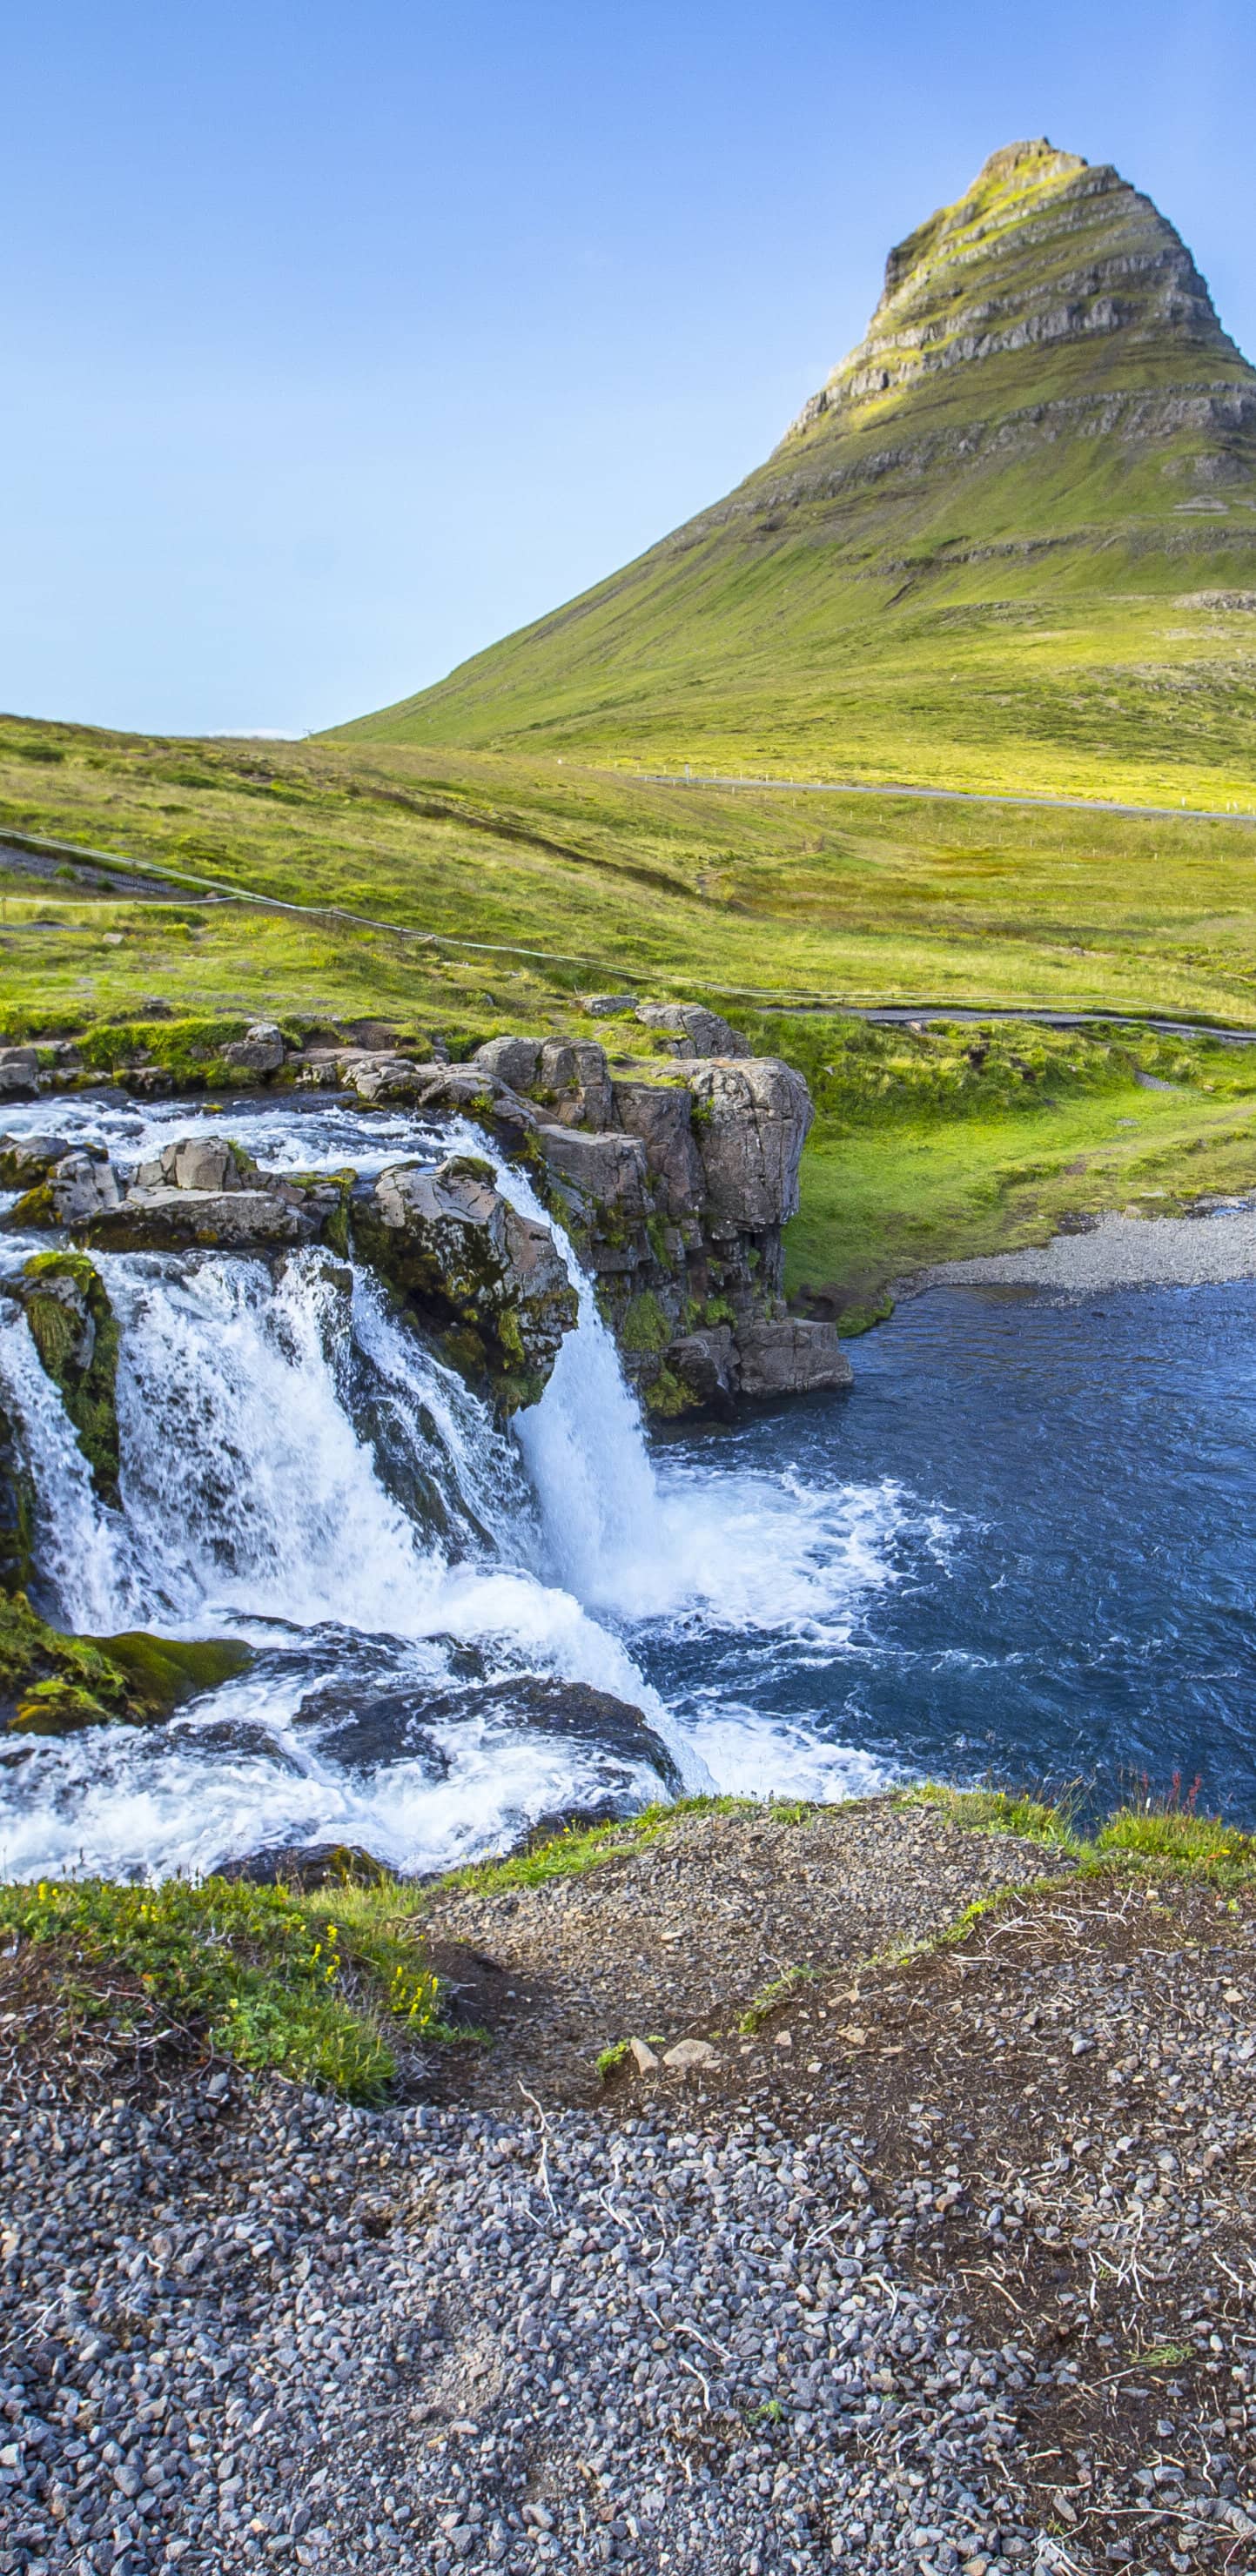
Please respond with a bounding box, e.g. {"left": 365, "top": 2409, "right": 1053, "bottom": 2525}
{"left": 420, "top": 1797, "right": 1076, "bottom": 2110}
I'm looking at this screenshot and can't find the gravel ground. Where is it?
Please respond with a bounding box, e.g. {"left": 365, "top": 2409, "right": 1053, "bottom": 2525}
{"left": 420, "top": 1801, "right": 1076, "bottom": 2111}
{"left": 4, "top": 1812, "right": 1256, "bottom": 2576}
{"left": 923, "top": 1204, "right": 1256, "bottom": 1293}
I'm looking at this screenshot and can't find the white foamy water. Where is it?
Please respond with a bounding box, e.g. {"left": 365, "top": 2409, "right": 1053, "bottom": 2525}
{"left": 0, "top": 1097, "right": 924, "bottom": 1879}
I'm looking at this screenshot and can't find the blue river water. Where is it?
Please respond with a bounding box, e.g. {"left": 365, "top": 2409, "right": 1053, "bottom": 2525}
{"left": 639, "top": 1278, "right": 1256, "bottom": 1825}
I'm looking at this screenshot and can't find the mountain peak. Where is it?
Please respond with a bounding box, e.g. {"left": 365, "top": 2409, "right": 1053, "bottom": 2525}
{"left": 786, "top": 139, "right": 1235, "bottom": 440}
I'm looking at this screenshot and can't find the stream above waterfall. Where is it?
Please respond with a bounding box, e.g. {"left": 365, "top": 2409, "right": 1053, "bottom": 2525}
{"left": 1, "top": 1090, "right": 1254, "bottom": 1880}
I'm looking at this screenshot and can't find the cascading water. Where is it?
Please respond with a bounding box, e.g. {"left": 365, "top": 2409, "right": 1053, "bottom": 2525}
{"left": 0, "top": 1096, "right": 911, "bottom": 1881}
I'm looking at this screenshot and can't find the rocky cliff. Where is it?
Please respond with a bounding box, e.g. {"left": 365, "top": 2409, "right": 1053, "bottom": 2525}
{"left": 0, "top": 1006, "right": 849, "bottom": 1419}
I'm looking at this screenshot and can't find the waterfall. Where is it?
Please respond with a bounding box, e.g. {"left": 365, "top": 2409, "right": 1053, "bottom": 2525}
{"left": 0, "top": 1097, "right": 908, "bottom": 1881}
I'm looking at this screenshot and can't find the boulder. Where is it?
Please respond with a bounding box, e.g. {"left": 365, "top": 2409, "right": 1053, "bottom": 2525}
{"left": 221, "top": 1019, "right": 285, "bottom": 1074}
{"left": 537, "top": 1039, "right": 614, "bottom": 1130}
{"left": 474, "top": 1036, "right": 541, "bottom": 1093}
{"left": 6, "top": 1150, "right": 124, "bottom": 1229}
{"left": 215, "top": 1841, "right": 394, "bottom": 1890}
{"left": 91, "top": 1184, "right": 319, "bottom": 1251}
{"left": 0, "top": 1135, "right": 73, "bottom": 1191}
{"left": 133, "top": 1137, "right": 250, "bottom": 1193}
{"left": 0, "top": 1047, "right": 42, "bottom": 1098}
{"left": 534, "top": 1124, "right": 650, "bottom": 1220}
{"left": 662, "top": 1327, "right": 738, "bottom": 1419}
{"left": 425, "top": 1673, "right": 682, "bottom": 1800}
{"left": 291, "top": 1680, "right": 449, "bottom": 1779}
{"left": 735, "top": 1318, "right": 854, "bottom": 1398}
{"left": 687, "top": 1058, "right": 814, "bottom": 1231}
{"left": 636, "top": 1003, "right": 750, "bottom": 1059}
{"left": 610, "top": 1081, "right": 704, "bottom": 1218}
{"left": 342, "top": 1058, "right": 538, "bottom": 1150}
{"left": 356, "top": 1153, "right": 577, "bottom": 1411}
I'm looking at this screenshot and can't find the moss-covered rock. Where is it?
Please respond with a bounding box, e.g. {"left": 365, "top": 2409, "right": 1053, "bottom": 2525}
{"left": 18, "top": 1251, "right": 122, "bottom": 1504}
{"left": 0, "top": 1590, "right": 252, "bottom": 1738}
{"left": 355, "top": 1154, "right": 578, "bottom": 1412}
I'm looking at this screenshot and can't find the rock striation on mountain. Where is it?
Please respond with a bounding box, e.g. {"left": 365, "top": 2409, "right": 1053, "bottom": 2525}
{"left": 336, "top": 139, "right": 1256, "bottom": 795}
{"left": 787, "top": 138, "right": 1239, "bottom": 432}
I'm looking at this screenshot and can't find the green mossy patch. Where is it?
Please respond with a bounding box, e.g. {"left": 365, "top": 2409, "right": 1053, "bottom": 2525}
{"left": 641, "top": 1363, "right": 694, "bottom": 1419}
{"left": 19, "top": 1251, "right": 121, "bottom": 1502}
{"left": 0, "top": 1589, "right": 251, "bottom": 1738}
{"left": 618, "top": 1290, "right": 671, "bottom": 1354}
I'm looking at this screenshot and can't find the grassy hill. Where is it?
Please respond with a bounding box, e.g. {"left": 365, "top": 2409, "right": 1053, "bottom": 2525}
{"left": 333, "top": 140, "right": 1256, "bottom": 808}
{"left": 6, "top": 714, "right": 1256, "bottom": 1318}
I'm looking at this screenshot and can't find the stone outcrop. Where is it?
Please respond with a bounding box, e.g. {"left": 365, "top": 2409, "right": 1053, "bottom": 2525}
{"left": 735, "top": 1318, "right": 853, "bottom": 1399}
{"left": 466, "top": 1020, "right": 844, "bottom": 1414}
{"left": 634, "top": 1003, "right": 750, "bottom": 1060}
{"left": 221, "top": 1020, "right": 285, "bottom": 1075}
{"left": 785, "top": 141, "right": 1239, "bottom": 441}
{"left": 353, "top": 1153, "right": 578, "bottom": 1413}
{"left": 78, "top": 1139, "right": 346, "bottom": 1255}
{"left": 0, "top": 1004, "right": 846, "bottom": 1416}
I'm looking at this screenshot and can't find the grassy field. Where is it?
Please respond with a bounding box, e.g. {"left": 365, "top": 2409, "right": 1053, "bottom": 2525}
{"left": 4, "top": 712, "right": 1256, "bottom": 1309}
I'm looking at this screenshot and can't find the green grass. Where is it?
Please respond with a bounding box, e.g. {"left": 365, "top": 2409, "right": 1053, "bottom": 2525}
{"left": 436, "top": 1794, "right": 763, "bottom": 1895}
{"left": 908, "top": 1780, "right": 1256, "bottom": 1888}
{"left": 0, "top": 1868, "right": 449, "bottom": 2103}
{"left": 7, "top": 718, "right": 1256, "bottom": 1299}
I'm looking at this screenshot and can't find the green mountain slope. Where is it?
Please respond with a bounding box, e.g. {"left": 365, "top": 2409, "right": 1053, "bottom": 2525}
{"left": 335, "top": 141, "right": 1256, "bottom": 805}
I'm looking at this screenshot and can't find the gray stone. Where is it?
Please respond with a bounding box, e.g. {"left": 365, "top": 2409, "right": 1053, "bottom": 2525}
{"left": 610, "top": 1083, "right": 703, "bottom": 1218}
{"left": 42, "top": 1152, "right": 123, "bottom": 1225}
{"left": 534, "top": 1124, "right": 650, "bottom": 1219}
{"left": 0, "top": 1047, "right": 41, "bottom": 1096}
{"left": 735, "top": 1318, "right": 854, "bottom": 1398}
{"left": 636, "top": 1003, "right": 751, "bottom": 1059}
{"left": 221, "top": 1021, "right": 285, "bottom": 1075}
{"left": 538, "top": 1040, "right": 614, "bottom": 1130}
{"left": 662, "top": 2038, "right": 722, "bottom": 2070}
{"left": 663, "top": 1328, "right": 738, "bottom": 1416}
{"left": 94, "top": 1185, "right": 317, "bottom": 1250}
{"left": 358, "top": 1154, "right": 577, "bottom": 1408}
{"left": 474, "top": 1037, "right": 542, "bottom": 1093}
{"left": 687, "top": 1058, "right": 814, "bottom": 1230}
{"left": 134, "top": 1138, "right": 246, "bottom": 1195}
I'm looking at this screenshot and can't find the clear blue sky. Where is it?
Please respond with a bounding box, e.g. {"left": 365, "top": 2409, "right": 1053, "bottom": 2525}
{"left": 3, "top": 0, "right": 1253, "bottom": 738}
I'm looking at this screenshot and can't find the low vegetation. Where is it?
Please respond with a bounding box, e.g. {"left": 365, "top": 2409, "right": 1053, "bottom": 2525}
{"left": 912, "top": 1777, "right": 1256, "bottom": 1887}
{"left": 0, "top": 1868, "right": 448, "bottom": 2103}
{"left": 0, "top": 1588, "right": 250, "bottom": 1737}
{"left": 3, "top": 1782, "right": 1251, "bottom": 2105}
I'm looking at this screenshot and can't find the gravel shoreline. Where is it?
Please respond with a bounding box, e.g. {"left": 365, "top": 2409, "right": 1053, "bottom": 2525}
{"left": 922, "top": 1203, "right": 1256, "bottom": 1293}
{"left": 4, "top": 1804, "right": 1256, "bottom": 2576}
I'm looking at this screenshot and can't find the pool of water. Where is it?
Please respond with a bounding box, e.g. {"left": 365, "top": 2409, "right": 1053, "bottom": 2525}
{"left": 637, "top": 1278, "right": 1256, "bottom": 1821}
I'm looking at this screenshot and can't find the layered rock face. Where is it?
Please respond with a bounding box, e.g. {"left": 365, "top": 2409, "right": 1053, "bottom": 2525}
{"left": 787, "top": 139, "right": 1238, "bottom": 435}
{"left": 354, "top": 1153, "right": 577, "bottom": 1412}
{"left": 468, "top": 1029, "right": 850, "bottom": 1413}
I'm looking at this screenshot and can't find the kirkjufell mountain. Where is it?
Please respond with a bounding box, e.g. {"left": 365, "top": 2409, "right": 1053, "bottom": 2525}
{"left": 336, "top": 142, "right": 1256, "bottom": 796}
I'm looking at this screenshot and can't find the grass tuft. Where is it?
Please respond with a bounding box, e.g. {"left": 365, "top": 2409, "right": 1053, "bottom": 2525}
{"left": 0, "top": 1870, "right": 448, "bottom": 2104}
